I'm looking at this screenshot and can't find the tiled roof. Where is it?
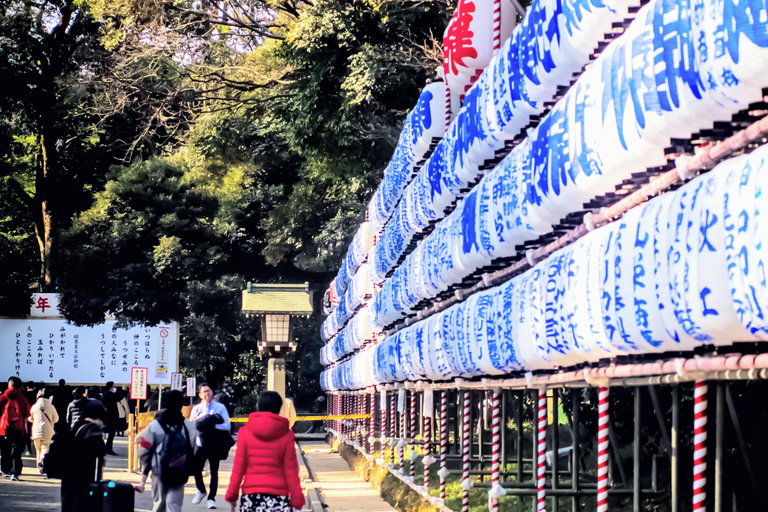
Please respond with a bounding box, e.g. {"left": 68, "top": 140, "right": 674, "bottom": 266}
{"left": 241, "top": 283, "right": 313, "bottom": 315}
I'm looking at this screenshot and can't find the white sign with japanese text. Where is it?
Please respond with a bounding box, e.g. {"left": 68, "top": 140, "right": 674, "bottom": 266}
{"left": 0, "top": 319, "right": 178, "bottom": 385}
{"left": 130, "top": 367, "right": 148, "bottom": 400}
{"left": 170, "top": 372, "right": 183, "bottom": 391}
{"left": 186, "top": 377, "right": 196, "bottom": 397}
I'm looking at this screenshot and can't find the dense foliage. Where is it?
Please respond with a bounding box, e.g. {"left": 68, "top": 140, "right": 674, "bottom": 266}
{"left": 0, "top": 0, "right": 450, "bottom": 402}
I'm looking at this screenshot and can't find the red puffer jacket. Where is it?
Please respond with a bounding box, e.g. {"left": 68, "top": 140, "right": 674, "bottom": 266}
{"left": 0, "top": 387, "right": 31, "bottom": 436}
{"left": 225, "top": 412, "right": 305, "bottom": 508}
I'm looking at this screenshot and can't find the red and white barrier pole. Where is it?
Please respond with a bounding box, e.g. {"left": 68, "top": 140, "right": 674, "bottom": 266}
{"left": 597, "top": 387, "right": 609, "bottom": 512}
{"left": 489, "top": 388, "right": 506, "bottom": 511}
{"left": 379, "top": 390, "right": 387, "bottom": 464}
{"left": 390, "top": 391, "right": 397, "bottom": 466}
{"left": 358, "top": 394, "right": 364, "bottom": 447}
{"left": 397, "top": 389, "right": 408, "bottom": 475}
{"left": 461, "top": 390, "right": 471, "bottom": 512}
{"left": 423, "top": 389, "right": 434, "bottom": 488}
{"left": 335, "top": 393, "right": 341, "bottom": 436}
{"left": 693, "top": 381, "right": 708, "bottom": 512}
{"left": 492, "top": 0, "right": 501, "bottom": 55}
{"left": 369, "top": 391, "right": 376, "bottom": 459}
{"left": 537, "top": 389, "right": 547, "bottom": 512}
{"left": 439, "top": 390, "right": 448, "bottom": 500}
{"left": 444, "top": 84, "right": 452, "bottom": 130}
{"left": 410, "top": 390, "right": 418, "bottom": 480}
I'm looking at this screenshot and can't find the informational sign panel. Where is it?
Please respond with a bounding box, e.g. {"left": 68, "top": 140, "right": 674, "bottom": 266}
{"left": 170, "top": 372, "right": 183, "bottom": 391}
{"left": 0, "top": 319, "right": 178, "bottom": 385}
{"left": 186, "top": 377, "right": 196, "bottom": 397}
{"left": 130, "top": 367, "right": 148, "bottom": 400}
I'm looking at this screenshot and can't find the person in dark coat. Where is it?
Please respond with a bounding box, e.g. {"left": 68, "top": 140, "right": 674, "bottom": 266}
{"left": 306, "top": 396, "right": 326, "bottom": 434}
{"left": 60, "top": 402, "right": 107, "bottom": 512}
{"left": 66, "top": 387, "right": 89, "bottom": 427}
{"left": 101, "top": 381, "right": 120, "bottom": 456}
{"left": 51, "top": 379, "right": 73, "bottom": 433}
{"left": 23, "top": 381, "right": 38, "bottom": 455}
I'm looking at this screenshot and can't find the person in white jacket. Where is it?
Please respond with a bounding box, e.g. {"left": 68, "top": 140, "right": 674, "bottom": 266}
{"left": 28, "top": 389, "right": 59, "bottom": 474}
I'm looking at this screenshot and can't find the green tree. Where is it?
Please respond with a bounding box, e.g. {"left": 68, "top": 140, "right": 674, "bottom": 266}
{"left": 58, "top": 158, "right": 226, "bottom": 325}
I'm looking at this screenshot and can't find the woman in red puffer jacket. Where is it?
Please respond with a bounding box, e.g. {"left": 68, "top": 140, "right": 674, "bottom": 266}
{"left": 225, "top": 392, "right": 305, "bottom": 512}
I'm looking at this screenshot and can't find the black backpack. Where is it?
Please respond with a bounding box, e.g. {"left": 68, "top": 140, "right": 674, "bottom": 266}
{"left": 157, "top": 421, "right": 195, "bottom": 486}
{"left": 44, "top": 424, "right": 88, "bottom": 479}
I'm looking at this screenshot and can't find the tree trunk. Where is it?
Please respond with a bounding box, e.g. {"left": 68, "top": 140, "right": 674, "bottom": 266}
{"left": 36, "top": 99, "right": 59, "bottom": 289}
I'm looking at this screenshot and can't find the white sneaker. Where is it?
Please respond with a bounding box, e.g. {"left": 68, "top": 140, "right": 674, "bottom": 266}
{"left": 192, "top": 491, "right": 205, "bottom": 505}
{"left": 207, "top": 499, "right": 216, "bottom": 509}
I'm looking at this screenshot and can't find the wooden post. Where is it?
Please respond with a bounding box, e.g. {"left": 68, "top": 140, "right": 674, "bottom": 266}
{"left": 127, "top": 413, "right": 135, "bottom": 471}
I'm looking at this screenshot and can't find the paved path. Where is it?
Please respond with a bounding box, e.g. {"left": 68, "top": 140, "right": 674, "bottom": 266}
{"left": 0, "top": 437, "right": 392, "bottom": 512}
{"left": 299, "top": 441, "right": 394, "bottom": 512}
{"left": 0, "top": 436, "right": 235, "bottom": 511}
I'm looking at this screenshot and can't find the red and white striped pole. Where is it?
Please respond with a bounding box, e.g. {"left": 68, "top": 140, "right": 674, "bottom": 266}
{"left": 693, "top": 381, "right": 708, "bottom": 512}
{"left": 391, "top": 391, "right": 398, "bottom": 466}
{"left": 597, "top": 387, "right": 610, "bottom": 512}
{"left": 423, "top": 389, "right": 434, "bottom": 488}
{"left": 338, "top": 393, "right": 342, "bottom": 436}
{"left": 444, "top": 84, "right": 452, "bottom": 131}
{"left": 342, "top": 394, "right": 346, "bottom": 438}
{"left": 439, "top": 390, "right": 448, "bottom": 499}
{"left": 334, "top": 393, "right": 340, "bottom": 436}
{"left": 358, "top": 394, "right": 365, "bottom": 447}
{"left": 461, "top": 390, "right": 471, "bottom": 512}
{"left": 489, "top": 389, "right": 506, "bottom": 511}
{"left": 537, "top": 389, "right": 547, "bottom": 512}
{"left": 379, "top": 390, "right": 387, "bottom": 464}
{"left": 397, "top": 389, "right": 408, "bottom": 475}
{"left": 369, "top": 391, "right": 376, "bottom": 459}
{"left": 492, "top": 0, "right": 501, "bottom": 55}
{"left": 410, "top": 390, "right": 418, "bottom": 480}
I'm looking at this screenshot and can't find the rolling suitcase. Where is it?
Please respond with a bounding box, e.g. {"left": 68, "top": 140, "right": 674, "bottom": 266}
{"left": 88, "top": 457, "right": 135, "bottom": 512}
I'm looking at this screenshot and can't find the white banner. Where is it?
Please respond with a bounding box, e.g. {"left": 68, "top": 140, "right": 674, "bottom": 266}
{"left": 0, "top": 319, "right": 178, "bottom": 384}
{"left": 186, "top": 377, "right": 197, "bottom": 397}
{"left": 423, "top": 389, "right": 434, "bottom": 418}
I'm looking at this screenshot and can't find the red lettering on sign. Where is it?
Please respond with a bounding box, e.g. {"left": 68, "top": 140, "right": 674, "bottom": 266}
{"left": 35, "top": 297, "right": 50, "bottom": 313}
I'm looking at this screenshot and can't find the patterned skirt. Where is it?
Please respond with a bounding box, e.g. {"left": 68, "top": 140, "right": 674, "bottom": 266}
{"left": 240, "top": 493, "right": 292, "bottom": 512}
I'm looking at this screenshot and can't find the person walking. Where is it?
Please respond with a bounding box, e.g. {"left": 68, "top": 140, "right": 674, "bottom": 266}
{"left": 29, "top": 388, "right": 59, "bottom": 475}
{"left": 224, "top": 392, "right": 305, "bottom": 512}
{"left": 66, "top": 386, "right": 89, "bottom": 427}
{"left": 23, "top": 381, "right": 38, "bottom": 455}
{"left": 58, "top": 402, "right": 108, "bottom": 512}
{"left": 102, "top": 381, "right": 120, "bottom": 455}
{"left": 135, "top": 390, "right": 198, "bottom": 512}
{"left": 116, "top": 387, "right": 130, "bottom": 436}
{"left": 0, "top": 376, "right": 32, "bottom": 480}
{"left": 190, "top": 383, "right": 231, "bottom": 509}
{"left": 51, "top": 379, "right": 72, "bottom": 433}
{"left": 306, "top": 396, "right": 326, "bottom": 434}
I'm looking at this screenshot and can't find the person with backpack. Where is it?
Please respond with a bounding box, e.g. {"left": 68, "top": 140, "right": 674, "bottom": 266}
{"left": 224, "top": 392, "right": 305, "bottom": 512}
{"left": 48, "top": 401, "right": 108, "bottom": 512}
{"left": 135, "top": 390, "right": 198, "bottom": 512}
{"left": 0, "top": 376, "right": 31, "bottom": 480}
{"left": 29, "top": 388, "right": 59, "bottom": 474}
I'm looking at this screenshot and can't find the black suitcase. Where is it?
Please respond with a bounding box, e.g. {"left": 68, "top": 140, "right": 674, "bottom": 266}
{"left": 89, "top": 479, "right": 135, "bottom": 512}
{"left": 88, "top": 456, "right": 135, "bottom": 512}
